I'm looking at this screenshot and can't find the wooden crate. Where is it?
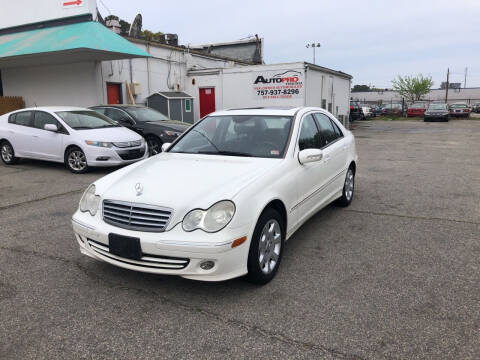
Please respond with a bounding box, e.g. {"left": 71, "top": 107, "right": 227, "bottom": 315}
{"left": 0, "top": 96, "right": 25, "bottom": 115}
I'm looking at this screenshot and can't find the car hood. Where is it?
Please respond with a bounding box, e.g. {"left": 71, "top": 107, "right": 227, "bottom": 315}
{"left": 96, "top": 153, "right": 282, "bottom": 228}
{"left": 145, "top": 121, "right": 190, "bottom": 132}
{"left": 74, "top": 126, "right": 143, "bottom": 142}
{"left": 426, "top": 110, "right": 448, "bottom": 114}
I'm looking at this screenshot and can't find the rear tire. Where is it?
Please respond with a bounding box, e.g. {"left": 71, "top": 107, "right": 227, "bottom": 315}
{"left": 246, "top": 208, "right": 285, "bottom": 285}
{"left": 0, "top": 140, "right": 19, "bottom": 165}
{"left": 65, "top": 147, "right": 89, "bottom": 174}
{"left": 336, "top": 167, "right": 355, "bottom": 207}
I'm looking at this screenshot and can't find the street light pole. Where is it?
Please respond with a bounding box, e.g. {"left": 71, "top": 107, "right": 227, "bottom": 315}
{"left": 306, "top": 43, "right": 321, "bottom": 65}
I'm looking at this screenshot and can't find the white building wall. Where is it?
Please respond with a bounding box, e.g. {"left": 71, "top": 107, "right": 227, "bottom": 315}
{"left": 2, "top": 62, "right": 101, "bottom": 107}
{"left": 99, "top": 43, "right": 235, "bottom": 107}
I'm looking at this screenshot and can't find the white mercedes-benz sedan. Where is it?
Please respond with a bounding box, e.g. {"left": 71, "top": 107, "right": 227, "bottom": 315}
{"left": 0, "top": 107, "right": 147, "bottom": 173}
{"left": 72, "top": 107, "right": 358, "bottom": 284}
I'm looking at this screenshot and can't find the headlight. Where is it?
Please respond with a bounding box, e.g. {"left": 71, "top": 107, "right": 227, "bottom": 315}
{"left": 182, "top": 200, "right": 235, "bottom": 233}
{"left": 163, "top": 130, "right": 181, "bottom": 137}
{"left": 79, "top": 184, "right": 101, "bottom": 216}
{"left": 85, "top": 140, "right": 112, "bottom": 148}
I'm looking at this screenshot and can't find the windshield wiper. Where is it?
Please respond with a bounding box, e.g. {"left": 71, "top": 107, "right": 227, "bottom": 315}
{"left": 198, "top": 150, "right": 252, "bottom": 157}
{"left": 191, "top": 129, "right": 221, "bottom": 153}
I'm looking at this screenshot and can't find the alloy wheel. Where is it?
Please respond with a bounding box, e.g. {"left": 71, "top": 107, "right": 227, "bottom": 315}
{"left": 68, "top": 150, "right": 87, "bottom": 171}
{"left": 147, "top": 138, "right": 160, "bottom": 156}
{"left": 1, "top": 144, "right": 13, "bottom": 162}
{"left": 258, "top": 219, "right": 282, "bottom": 275}
{"left": 345, "top": 169, "right": 354, "bottom": 201}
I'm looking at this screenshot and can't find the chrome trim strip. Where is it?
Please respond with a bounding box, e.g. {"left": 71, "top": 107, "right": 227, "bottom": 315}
{"left": 291, "top": 169, "right": 346, "bottom": 212}
{"left": 72, "top": 218, "right": 96, "bottom": 231}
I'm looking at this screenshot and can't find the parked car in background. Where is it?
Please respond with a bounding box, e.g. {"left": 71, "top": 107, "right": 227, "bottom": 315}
{"left": 360, "top": 104, "right": 373, "bottom": 118}
{"left": 449, "top": 103, "right": 470, "bottom": 118}
{"left": 407, "top": 103, "right": 427, "bottom": 117}
{"left": 349, "top": 100, "right": 364, "bottom": 121}
{"left": 0, "top": 107, "right": 146, "bottom": 173}
{"left": 470, "top": 102, "right": 480, "bottom": 113}
{"left": 370, "top": 105, "right": 383, "bottom": 116}
{"left": 424, "top": 103, "right": 449, "bottom": 122}
{"left": 383, "top": 103, "right": 403, "bottom": 115}
{"left": 90, "top": 105, "right": 190, "bottom": 156}
{"left": 72, "top": 107, "right": 358, "bottom": 284}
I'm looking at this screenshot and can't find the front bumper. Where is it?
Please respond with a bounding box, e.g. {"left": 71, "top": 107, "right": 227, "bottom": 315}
{"left": 424, "top": 114, "right": 449, "bottom": 121}
{"left": 84, "top": 145, "right": 148, "bottom": 167}
{"left": 72, "top": 210, "right": 251, "bottom": 281}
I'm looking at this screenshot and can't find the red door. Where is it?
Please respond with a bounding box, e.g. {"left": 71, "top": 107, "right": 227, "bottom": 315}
{"left": 107, "top": 83, "right": 121, "bottom": 104}
{"left": 199, "top": 88, "right": 215, "bottom": 118}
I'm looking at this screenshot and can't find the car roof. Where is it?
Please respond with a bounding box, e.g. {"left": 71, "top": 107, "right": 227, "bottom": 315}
{"left": 11, "top": 106, "right": 91, "bottom": 113}
{"left": 211, "top": 107, "right": 307, "bottom": 117}
{"left": 92, "top": 104, "right": 146, "bottom": 108}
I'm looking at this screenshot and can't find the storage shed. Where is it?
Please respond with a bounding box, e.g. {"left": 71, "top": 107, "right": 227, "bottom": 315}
{"left": 147, "top": 91, "right": 194, "bottom": 123}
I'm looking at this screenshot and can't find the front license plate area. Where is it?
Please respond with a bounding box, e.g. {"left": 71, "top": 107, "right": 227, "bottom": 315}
{"left": 109, "top": 233, "right": 142, "bottom": 260}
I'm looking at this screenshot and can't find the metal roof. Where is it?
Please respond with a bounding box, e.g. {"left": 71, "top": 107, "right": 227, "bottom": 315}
{"left": 150, "top": 91, "right": 193, "bottom": 99}
{"left": 0, "top": 21, "right": 150, "bottom": 68}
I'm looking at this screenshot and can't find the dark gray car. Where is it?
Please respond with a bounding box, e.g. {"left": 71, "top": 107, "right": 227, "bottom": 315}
{"left": 424, "top": 103, "right": 449, "bottom": 122}
{"left": 90, "top": 105, "right": 190, "bottom": 156}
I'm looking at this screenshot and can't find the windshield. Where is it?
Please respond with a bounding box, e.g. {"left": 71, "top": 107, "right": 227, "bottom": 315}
{"left": 124, "top": 107, "right": 169, "bottom": 122}
{"left": 410, "top": 103, "right": 426, "bottom": 109}
{"left": 169, "top": 115, "right": 293, "bottom": 158}
{"left": 56, "top": 111, "right": 120, "bottom": 130}
{"left": 428, "top": 104, "right": 447, "bottom": 110}
{"left": 450, "top": 104, "right": 467, "bottom": 108}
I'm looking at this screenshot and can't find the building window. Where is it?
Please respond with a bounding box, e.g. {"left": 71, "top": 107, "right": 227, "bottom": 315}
{"left": 185, "top": 98, "right": 192, "bottom": 112}
{"left": 321, "top": 99, "right": 326, "bottom": 109}
{"left": 328, "top": 103, "right": 332, "bottom": 112}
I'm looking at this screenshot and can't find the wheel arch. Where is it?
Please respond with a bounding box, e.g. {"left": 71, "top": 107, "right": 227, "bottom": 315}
{"left": 64, "top": 144, "right": 83, "bottom": 162}
{"left": 349, "top": 160, "right": 356, "bottom": 175}
{"left": 258, "top": 199, "right": 288, "bottom": 235}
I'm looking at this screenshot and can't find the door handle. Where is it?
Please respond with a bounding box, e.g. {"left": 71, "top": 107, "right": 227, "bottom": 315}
{"left": 32, "top": 135, "right": 39, "bottom": 138}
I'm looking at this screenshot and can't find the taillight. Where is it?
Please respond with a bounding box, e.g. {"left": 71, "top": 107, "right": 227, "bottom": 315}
{"left": 464, "top": 109, "right": 470, "bottom": 112}
{"left": 350, "top": 106, "right": 354, "bottom": 110}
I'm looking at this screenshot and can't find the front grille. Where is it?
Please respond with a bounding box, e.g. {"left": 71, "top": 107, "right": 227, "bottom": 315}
{"left": 87, "top": 239, "right": 189, "bottom": 269}
{"left": 113, "top": 140, "right": 142, "bottom": 148}
{"left": 117, "top": 147, "right": 146, "bottom": 160}
{"left": 103, "top": 200, "right": 173, "bottom": 232}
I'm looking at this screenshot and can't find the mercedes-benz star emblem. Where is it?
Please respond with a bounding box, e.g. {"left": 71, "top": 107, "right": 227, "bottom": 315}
{"left": 135, "top": 182, "right": 143, "bottom": 196}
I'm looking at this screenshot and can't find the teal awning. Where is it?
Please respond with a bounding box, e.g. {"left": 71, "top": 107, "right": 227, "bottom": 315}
{"left": 0, "top": 21, "right": 150, "bottom": 68}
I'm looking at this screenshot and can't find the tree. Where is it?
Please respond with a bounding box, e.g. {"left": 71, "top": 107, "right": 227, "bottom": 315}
{"left": 391, "top": 74, "right": 433, "bottom": 102}
{"left": 352, "top": 84, "right": 371, "bottom": 92}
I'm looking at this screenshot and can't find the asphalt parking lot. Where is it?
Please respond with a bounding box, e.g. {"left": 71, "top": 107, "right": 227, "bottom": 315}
{"left": 1, "top": 119, "right": 479, "bottom": 359}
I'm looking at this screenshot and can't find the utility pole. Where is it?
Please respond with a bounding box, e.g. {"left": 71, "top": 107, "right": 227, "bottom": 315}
{"left": 445, "top": 68, "right": 449, "bottom": 103}
{"left": 464, "top": 67, "right": 468, "bottom": 88}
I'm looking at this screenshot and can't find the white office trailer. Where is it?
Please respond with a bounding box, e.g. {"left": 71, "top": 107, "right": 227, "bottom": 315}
{"left": 186, "top": 62, "right": 352, "bottom": 124}
{"left": 0, "top": 0, "right": 353, "bottom": 126}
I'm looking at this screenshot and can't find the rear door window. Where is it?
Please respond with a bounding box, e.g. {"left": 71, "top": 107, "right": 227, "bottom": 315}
{"left": 314, "top": 113, "right": 339, "bottom": 146}
{"left": 13, "top": 111, "right": 33, "bottom": 127}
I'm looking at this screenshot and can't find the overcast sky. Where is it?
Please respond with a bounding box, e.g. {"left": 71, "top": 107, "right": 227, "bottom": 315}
{"left": 98, "top": 0, "right": 480, "bottom": 89}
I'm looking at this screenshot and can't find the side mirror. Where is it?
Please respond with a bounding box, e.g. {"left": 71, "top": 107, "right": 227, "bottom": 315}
{"left": 298, "top": 148, "right": 323, "bottom": 165}
{"left": 44, "top": 124, "right": 58, "bottom": 132}
{"left": 161, "top": 143, "right": 172, "bottom": 152}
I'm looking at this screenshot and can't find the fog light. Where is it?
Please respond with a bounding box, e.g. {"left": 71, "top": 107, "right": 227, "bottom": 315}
{"left": 200, "top": 260, "right": 215, "bottom": 270}
{"left": 96, "top": 156, "right": 110, "bottom": 161}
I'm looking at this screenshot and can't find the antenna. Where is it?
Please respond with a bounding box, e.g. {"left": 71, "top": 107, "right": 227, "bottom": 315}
{"left": 128, "top": 14, "right": 142, "bottom": 38}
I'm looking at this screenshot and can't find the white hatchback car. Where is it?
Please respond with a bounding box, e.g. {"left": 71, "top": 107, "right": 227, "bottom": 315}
{"left": 72, "top": 107, "right": 358, "bottom": 284}
{"left": 0, "top": 107, "right": 147, "bottom": 173}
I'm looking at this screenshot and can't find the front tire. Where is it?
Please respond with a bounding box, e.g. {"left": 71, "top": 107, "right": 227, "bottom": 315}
{"left": 0, "top": 141, "right": 19, "bottom": 165}
{"left": 65, "top": 147, "right": 89, "bottom": 174}
{"left": 146, "top": 136, "right": 162, "bottom": 157}
{"left": 336, "top": 167, "right": 355, "bottom": 207}
{"left": 247, "top": 208, "right": 285, "bottom": 285}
